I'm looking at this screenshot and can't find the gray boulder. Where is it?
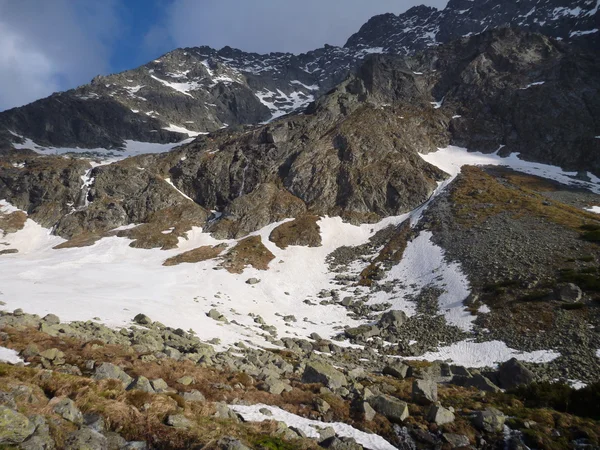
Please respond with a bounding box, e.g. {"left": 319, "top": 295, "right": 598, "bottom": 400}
{"left": 64, "top": 428, "right": 108, "bottom": 450}
{"left": 166, "top": 414, "right": 193, "bottom": 429}
{"left": 452, "top": 374, "right": 500, "bottom": 393}
{"left": 555, "top": 283, "right": 582, "bottom": 303}
{"left": 320, "top": 436, "right": 363, "bottom": 450}
{"left": 443, "top": 433, "right": 470, "bottom": 448}
{"left": 378, "top": 310, "right": 407, "bottom": 329}
{"left": 133, "top": 314, "right": 152, "bottom": 325}
{"left": 367, "top": 394, "right": 409, "bottom": 422}
{"left": 412, "top": 379, "right": 438, "bottom": 405}
{"left": 302, "top": 361, "right": 347, "bottom": 390}
{"left": 150, "top": 378, "right": 169, "bottom": 393}
{"left": 0, "top": 406, "right": 35, "bottom": 445}
{"left": 52, "top": 398, "right": 83, "bottom": 425}
{"left": 216, "top": 437, "right": 252, "bottom": 450}
{"left": 427, "top": 403, "right": 455, "bottom": 425}
{"left": 382, "top": 361, "right": 410, "bottom": 379}
{"left": 182, "top": 390, "right": 206, "bottom": 403}
{"left": 93, "top": 363, "right": 132, "bottom": 387}
{"left": 497, "top": 358, "right": 535, "bottom": 389}
{"left": 127, "top": 376, "right": 155, "bottom": 393}
{"left": 473, "top": 407, "right": 506, "bottom": 433}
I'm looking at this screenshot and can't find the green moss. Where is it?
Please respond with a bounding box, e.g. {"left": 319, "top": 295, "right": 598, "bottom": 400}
{"left": 252, "top": 436, "right": 300, "bottom": 450}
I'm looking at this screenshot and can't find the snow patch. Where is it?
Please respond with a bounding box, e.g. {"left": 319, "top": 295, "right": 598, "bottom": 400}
{"left": 230, "top": 404, "right": 396, "bottom": 450}
{"left": 404, "top": 340, "right": 560, "bottom": 368}
{"left": 0, "top": 347, "right": 26, "bottom": 365}
{"left": 584, "top": 206, "right": 600, "bottom": 214}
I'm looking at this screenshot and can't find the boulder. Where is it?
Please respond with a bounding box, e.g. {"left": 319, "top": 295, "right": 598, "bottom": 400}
{"left": 0, "top": 406, "right": 35, "bottom": 445}
{"left": 382, "top": 361, "right": 410, "bottom": 379}
{"left": 302, "top": 361, "right": 347, "bottom": 390}
{"left": 64, "top": 428, "right": 108, "bottom": 450}
{"left": 496, "top": 358, "right": 535, "bottom": 389}
{"left": 427, "top": 403, "right": 455, "bottom": 425}
{"left": 166, "top": 414, "right": 193, "bottom": 429}
{"left": 182, "top": 390, "right": 206, "bottom": 403}
{"left": 207, "top": 309, "right": 228, "bottom": 323}
{"left": 176, "top": 375, "right": 195, "bottom": 386}
{"left": 133, "top": 313, "right": 152, "bottom": 325}
{"left": 42, "top": 314, "right": 60, "bottom": 325}
{"left": 245, "top": 278, "right": 261, "bottom": 285}
{"left": 452, "top": 374, "right": 500, "bottom": 393}
{"left": 93, "top": 363, "right": 132, "bottom": 387}
{"left": 150, "top": 378, "right": 169, "bottom": 393}
{"left": 443, "top": 433, "right": 470, "bottom": 448}
{"left": 473, "top": 407, "right": 506, "bottom": 433}
{"left": 52, "top": 398, "right": 83, "bottom": 425}
{"left": 215, "top": 403, "right": 240, "bottom": 422}
{"left": 320, "top": 436, "right": 363, "bottom": 450}
{"left": 412, "top": 379, "right": 438, "bottom": 405}
{"left": 378, "top": 310, "right": 407, "bottom": 329}
{"left": 127, "top": 376, "right": 155, "bottom": 393}
{"left": 555, "top": 283, "right": 582, "bottom": 303}
{"left": 367, "top": 394, "right": 410, "bottom": 422}
{"left": 362, "top": 402, "right": 377, "bottom": 421}
{"left": 216, "top": 437, "right": 252, "bottom": 450}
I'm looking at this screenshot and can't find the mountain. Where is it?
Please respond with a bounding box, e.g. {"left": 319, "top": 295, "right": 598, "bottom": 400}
{"left": 0, "top": 4, "right": 600, "bottom": 450}
{"left": 1, "top": 0, "right": 598, "bottom": 152}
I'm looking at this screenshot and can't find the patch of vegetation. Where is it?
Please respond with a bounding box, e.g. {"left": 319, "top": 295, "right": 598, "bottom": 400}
{"left": 510, "top": 382, "right": 600, "bottom": 420}
{"left": 220, "top": 235, "right": 275, "bottom": 274}
{"left": 252, "top": 436, "right": 300, "bottom": 450}
{"left": 518, "top": 289, "right": 552, "bottom": 303}
{"left": 269, "top": 215, "right": 322, "bottom": 249}
{"left": 163, "top": 243, "right": 227, "bottom": 266}
{"left": 483, "top": 279, "right": 521, "bottom": 294}
{"left": 558, "top": 267, "right": 600, "bottom": 291}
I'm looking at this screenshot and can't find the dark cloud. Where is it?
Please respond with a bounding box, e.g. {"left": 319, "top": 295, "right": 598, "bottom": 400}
{"left": 155, "top": 0, "right": 449, "bottom": 54}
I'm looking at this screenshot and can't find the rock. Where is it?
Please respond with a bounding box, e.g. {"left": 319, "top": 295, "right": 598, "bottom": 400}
{"left": 215, "top": 437, "right": 251, "bottom": 450}
{"left": 412, "top": 379, "right": 438, "bottom": 405}
{"left": 555, "top": 283, "right": 582, "bottom": 303}
{"left": 473, "top": 407, "right": 506, "bottom": 433}
{"left": 320, "top": 436, "right": 363, "bottom": 450}
{"left": 42, "top": 314, "right": 60, "bottom": 325}
{"left": 127, "top": 376, "right": 155, "bottom": 393}
{"left": 260, "top": 377, "right": 289, "bottom": 395}
{"left": 39, "top": 348, "right": 65, "bottom": 365}
{"left": 245, "top": 278, "right": 260, "bottom": 285}
{"left": 182, "top": 390, "right": 206, "bottom": 403}
{"left": 64, "top": 428, "right": 108, "bottom": 450}
{"left": 315, "top": 398, "right": 331, "bottom": 414}
{"left": 150, "top": 378, "right": 169, "bottom": 393}
{"left": 496, "top": 358, "right": 535, "bottom": 389}
{"left": 302, "top": 361, "right": 347, "bottom": 390}
{"left": 378, "top": 310, "right": 407, "bottom": 329}
{"left": 176, "top": 375, "right": 195, "bottom": 386}
{"left": 133, "top": 314, "right": 152, "bottom": 325}
{"left": 427, "top": 403, "right": 455, "bottom": 425}
{"left": 93, "top": 363, "right": 132, "bottom": 387}
{"left": 52, "top": 398, "right": 83, "bottom": 425}
{"left": 367, "top": 394, "right": 409, "bottom": 422}
{"left": 125, "top": 442, "right": 147, "bottom": 450}
{"left": 104, "top": 432, "right": 127, "bottom": 449}
{"left": 344, "top": 325, "right": 380, "bottom": 340}
{"left": 21, "top": 343, "right": 40, "bottom": 359}
{"left": 362, "top": 402, "right": 377, "bottom": 421}
{"left": 214, "top": 403, "right": 240, "bottom": 422}
{"left": 452, "top": 374, "right": 501, "bottom": 393}
{"left": 0, "top": 406, "right": 35, "bottom": 445}
{"left": 382, "top": 361, "right": 410, "bottom": 379}
{"left": 259, "top": 408, "right": 273, "bottom": 416}
{"left": 443, "top": 433, "right": 470, "bottom": 448}
{"left": 316, "top": 427, "right": 336, "bottom": 442}
{"left": 207, "top": 309, "right": 227, "bottom": 323}
{"left": 84, "top": 412, "right": 106, "bottom": 432}
{"left": 166, "top": 414, "right": 193, "bottom": 429}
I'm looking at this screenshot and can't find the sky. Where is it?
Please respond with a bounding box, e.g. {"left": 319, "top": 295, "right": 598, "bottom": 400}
{"left": 0, "top": 0, "right": 448, "bottom": 112}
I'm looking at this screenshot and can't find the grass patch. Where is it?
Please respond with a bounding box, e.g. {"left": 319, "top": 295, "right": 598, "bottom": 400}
{"left": 558, "top": 267, "right": 600, "bottom": 291}
{"left": 163, "top": 244, "right": 227, "bottom": 266}
{"left": 269, "top": 215, "right": 321, "bottom": 249}
{"left": 220, "top": 236, "right": 275, "bottom": 274}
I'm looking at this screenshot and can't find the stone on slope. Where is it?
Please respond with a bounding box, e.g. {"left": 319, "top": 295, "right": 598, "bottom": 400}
{"left": 412, "top": 379, "right": 438, "bottom": 405}
{"left": 427, "top": 403, "right": 455, "bottom": 425}
{"left": 302, "top": 361, "right": 347, "bottom": 390}
{"left": 382, "top": 361, "right": 410, "bottom": 379}
{"left": 93, "top": 362, "right": 132, "bottom": 387}
{"left": 367, "top": 394, "right": 410, "bottom": 422}
{"left": 64, "top": 428, "right": 108, "bottom": 450}
{"left": 0, "top": 406, "right": 35, "bottom": 445}
{"left": 127, "top": 376, "right": 155, "bottom": 393}
{"left": 473, "top": 407, "right": 506, "bottom": 433}
{"left": 496, "top": 358, "right": 535, "bottom": 390}
{"left": 51, "top": 398, "right": 83, "bottom": 425}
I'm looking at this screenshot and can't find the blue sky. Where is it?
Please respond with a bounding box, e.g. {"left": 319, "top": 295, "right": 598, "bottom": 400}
{"left": 0, "top": 0, "right": 447, "bottom": 111}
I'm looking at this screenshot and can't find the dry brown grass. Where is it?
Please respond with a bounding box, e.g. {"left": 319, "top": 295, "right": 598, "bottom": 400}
{"left": 220, "top": 235, "right": 275, "bottom": 274}
{"left": 0, "top": 210, "right": 27, "bottom": 235}
{"left": 269, "top": 215, "right": 322, "bottom": 249}
{"left": 53, "top": 231, "right": 109, "bottom": 249}
{"left": 163, "top": 244, "right": 227, "bottom": 266}
{"left": 451, "top": 166, "right": 600, "bottom": 230}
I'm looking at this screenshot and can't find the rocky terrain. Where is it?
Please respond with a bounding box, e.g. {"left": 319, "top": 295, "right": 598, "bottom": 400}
{"left": 0, "top": 1, "right": 599, "bottom": 449}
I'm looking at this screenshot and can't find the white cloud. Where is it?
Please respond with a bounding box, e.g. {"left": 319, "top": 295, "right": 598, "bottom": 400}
{"left": 0, "top": 0, "right": 120, "bottom": 111}
{"left": 150, "top": 0, "right": 449, "bottom": 55}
